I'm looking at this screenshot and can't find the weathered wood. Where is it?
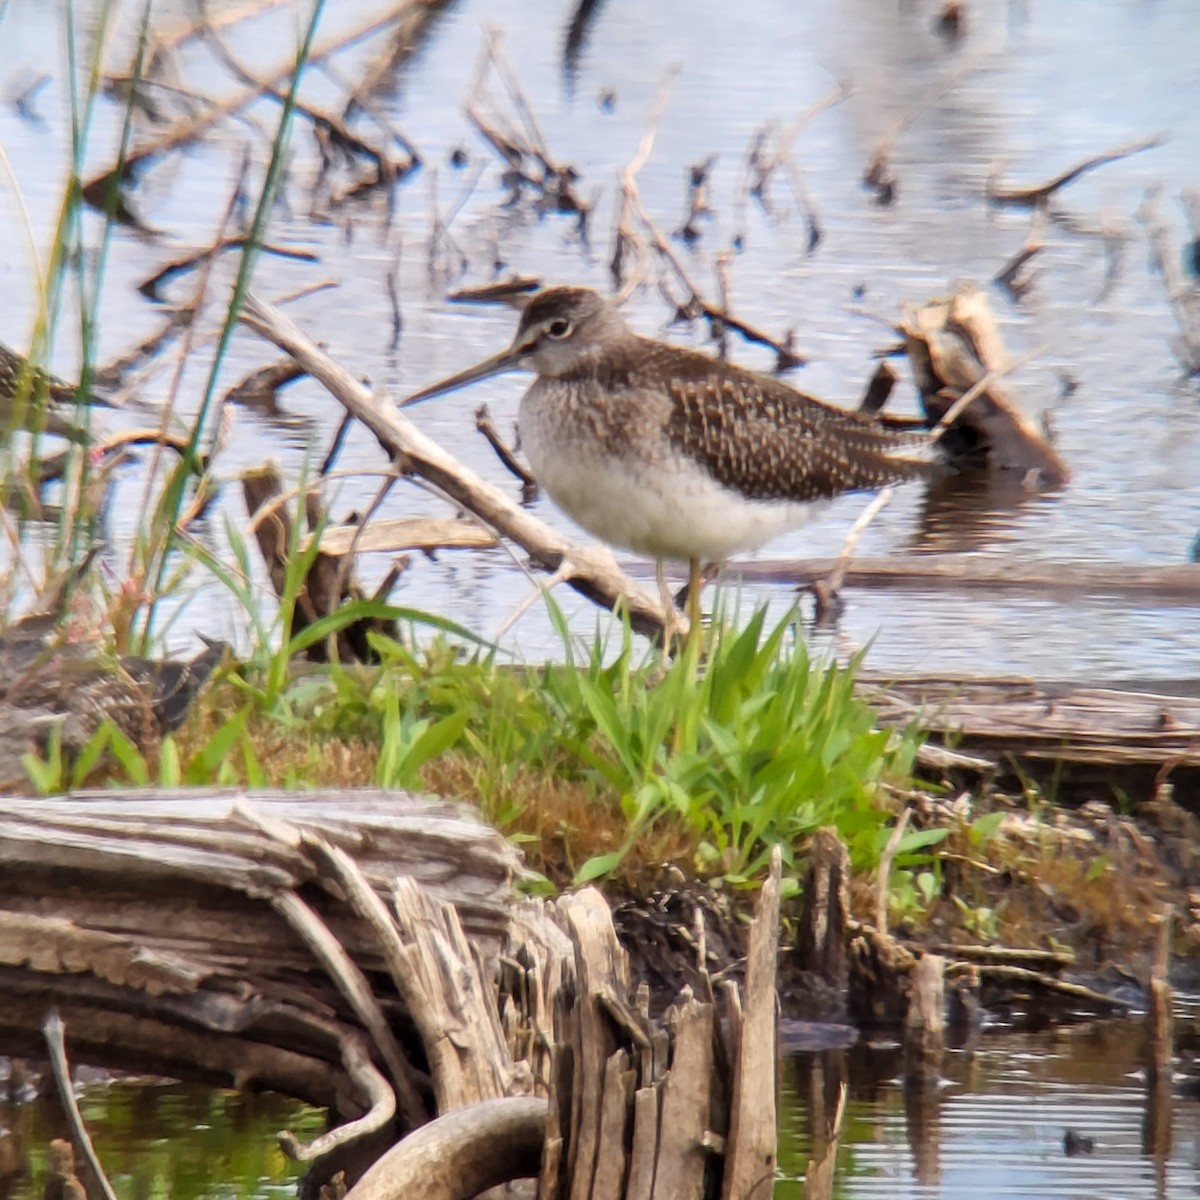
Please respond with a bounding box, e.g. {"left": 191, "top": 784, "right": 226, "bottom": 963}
{"left": 902, "top": 284, "right": 1070, "bottom": 484}
{"left": 0, "top": 789, "right": 520, "bottom": 1114}
{"left": 654, "top": 990, "right": 714, "bottom": 1200}
{"left": 848, "top": 928, "right": 914, "bottom": 1028}
{"left": 860, "top": 674, "right": 1200, "bottom": 776}
{"left": 903, "top": 955, "right": 945, "bottom": 1083}
{"left": 560, "top": 890, "right": 628, "bottom": 1200}
{"left": 625, "top": 1085, "right": 660, "bottom": 1200}
{"left": 591, "top": 1049, "right": 634, "bottom": 1200}
{"left": 724, "top": 555, "right": 1200, "bottom": 604}
{"left": 721, "top": 846, "right": 781, "bottom": 1200}
{"left": 796, "top": 827, "right": 849, "bottom": 990}
{"left": 310, "top": 516, "right": 497, "bottom": 557}
{"left": 342, "top": 1097, "right": 547, "bottom": 1200}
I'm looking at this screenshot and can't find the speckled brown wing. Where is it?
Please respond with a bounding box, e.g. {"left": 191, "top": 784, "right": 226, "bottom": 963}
{"left": 646, "top": 342, "right": 931, "bottom": 503}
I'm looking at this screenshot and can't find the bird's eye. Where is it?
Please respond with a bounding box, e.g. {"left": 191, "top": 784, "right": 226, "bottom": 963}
{"left": 546, "top": 318, "right": 573, "bottom": 339}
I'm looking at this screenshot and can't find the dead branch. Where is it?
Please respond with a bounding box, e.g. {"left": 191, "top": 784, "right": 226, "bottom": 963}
{"left": 279, "top": 1031, "right": 394, "bottom": 1162}
{"left": 309, "top": 516, "right": 495, "bottom": 557}
{"left": 1135, "top": 186, "right": 1200, "bottom": 374}
{"left": 902, "top": 284, "right": 1069, "bottom": 483}
{"left": 722, "top": 552, "right": 1200, "bottom": 602}
{"left": 944, "top": 961, "right": 1129, "bottom": 1013}
{"left": 865, "top": 59, "right": 979, "bottom": 205}
{"left": 994, "top": 207, "right": 1047, "bottom": 301}
{"left": 238, "top": 294, "right": 678, "bottom": 641}
{"left": 447, "top": 277, "right": 540, "bottom": 305}
{"left": 343, "top": 1097, "right": 547, "bottom": 1200}
{"left": 475, "top": 404, "right": 538, "bottom": 498}
{"left": 465, "top": 30, "right": 589, "bottom": 230}
{"left": 874, "top": 809, "right": 911, "bottom": 937}
{"left": 811, "top": 488, "right": 894, "bottom": 623}
{"left": 343, "top": 0, "right": 454, "bottom": 119}
{"left": 224, "top": 357, "right": 308, "bottom": 412}
{"left": 83, "top": 3, "right": 421, "bottom": 210}
{"left": 242, "top": 463, "right": 399, "bottom": 662}
{"left": 138, "top": 240, "right": 318, "bottom": 302}
{"left": 622, "top": 157, "right": 805, "bottom": 368}
{"left": 988, "top": 132, "right": 1167, "bottom": 208}
{"left": 42, "top": 1011, "right": 121, "bottom": 1200}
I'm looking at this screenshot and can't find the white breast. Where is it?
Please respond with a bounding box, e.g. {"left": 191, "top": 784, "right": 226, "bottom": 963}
{"left": 519, "top": 387, "right": 824, "bottom": 562}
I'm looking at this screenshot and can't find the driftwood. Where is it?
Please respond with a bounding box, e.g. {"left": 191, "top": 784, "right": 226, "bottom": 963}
{"left": 308, "top": 516, "right": 497, "bottom": 558}
{"left": 901, "top": 284, "right": 1070, "bottom": 485}
{"left": 0, "top": 786, "right": 785, "bottom": 1197}
{"left": 343, "top": 1097, "right": 546, "bottom": 1200}
{"left": 860, "top": 674, "right": 1200, "bottom": 780}
{"left": 724, "top": 554, "right": 1200, "bottom": 603}
{"left": 0, "top": 789, "right": 520, "bottom": 1121}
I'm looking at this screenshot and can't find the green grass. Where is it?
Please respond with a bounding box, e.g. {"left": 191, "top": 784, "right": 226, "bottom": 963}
{"left": 25, "top": 599, "right": 931, "bottom": 893}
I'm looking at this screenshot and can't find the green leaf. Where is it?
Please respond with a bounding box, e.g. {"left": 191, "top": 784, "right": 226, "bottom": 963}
{"left": 158, "top": 736, "right": 182, "bottom": 788}
{"left": 575, "top": 850, "right": 626, "bottom": 885}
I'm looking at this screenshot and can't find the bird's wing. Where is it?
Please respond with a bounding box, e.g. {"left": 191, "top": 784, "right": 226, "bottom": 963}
{"left": 651, "top": 345, "right": 931, "bottom": 503}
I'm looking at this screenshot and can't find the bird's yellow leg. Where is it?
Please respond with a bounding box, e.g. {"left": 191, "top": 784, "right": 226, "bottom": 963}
{"left": 655, "top": 559, "right": 682, "bottom": 666}
{"left": 685, "top": 557, "right": 704, "bottom": 655}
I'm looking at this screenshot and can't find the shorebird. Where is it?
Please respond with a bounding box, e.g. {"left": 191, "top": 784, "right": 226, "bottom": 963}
{"left": 400, "top": 286, "right": 930, "bottom": 634}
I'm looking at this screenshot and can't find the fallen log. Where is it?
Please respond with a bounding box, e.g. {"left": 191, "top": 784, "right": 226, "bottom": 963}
{"left": 859, "top": 674, "right": 1200, "bottom": 777}
{"left": 343, "top": 1097, "right": 547, "bottom": 1200}
{"left": 0, "top": 789, "right": 521, "bottom": 1119}
{"left": 656, "top": 554, "right": 1200, "bottom": 604}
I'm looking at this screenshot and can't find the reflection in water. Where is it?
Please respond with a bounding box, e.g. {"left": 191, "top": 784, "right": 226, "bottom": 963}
{"left": 910, "top": 470, "right": 1050, "bottom": 555}
{"left": 0, "top": 1080, "right": 321, "bottom": 1200}
{"left": 781, "top": 1016, "right": 1200, "bottom": 1199}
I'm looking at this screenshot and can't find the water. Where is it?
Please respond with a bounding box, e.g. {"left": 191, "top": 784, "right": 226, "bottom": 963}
{"left": 0, "top": 1080, "right": 323, "bottom": 1200}
{"left": 778, "top": 1022, "right": 1199, "bottom": 1199}
{"left": 1, "top": 1021, "right": 1194, "bottom": 1199}
{"left": 1, "top": 0, "right": 1199, "bottom": 677}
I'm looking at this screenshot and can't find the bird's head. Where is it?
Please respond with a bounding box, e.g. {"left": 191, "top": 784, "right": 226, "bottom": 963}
{"left": 398, "top": 286, "right": 630, "bottom": 407}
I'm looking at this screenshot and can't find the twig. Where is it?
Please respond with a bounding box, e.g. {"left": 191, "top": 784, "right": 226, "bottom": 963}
{"left": 987, "top": 132, "right": 1167, "bottom": 208}
{"left": 448, "top": 276, "right": 540, "bottom": 305}
{"left": 475, "top": 403, "right": 538, "bottom": 498}
{"left": 494, "top": 560, "right": 573, "bottom": 640}
{"left": 930, "top": 343, "right": 1046, "bottom": 434}
{"left": 279, "top": 1029, "right": 395, "bottom": 1161}
{"left": 224, "top": 356, "right": 307, "bottom": 411}
{"left": 271, "top": 890, "right": 427, "bottom": 1128}
{"left": 864, "top": 58, "right": 980, "bottom": 204}
{"left": 343, "top": 0, "right": 453, "bottom": 119}
{"left": 811, "top": 488, "right": 893, "bottom": 622}
{"left": 42, "top": 1010, "right": 121, "bottom": 1200}
{"left": 84, "top": 4, "right": 418, "bottom": 204}
{"left": 874, "top": 808, "right": 911, "bottom": 937}
{"left": 943, "top": 962, "right": 1129, "bottom": 1013}
{"left": 138, "top": 240, "right": 318, "bottom": 302}
{"left": 994, "top": 208, "right": 1047, "bottom": 301}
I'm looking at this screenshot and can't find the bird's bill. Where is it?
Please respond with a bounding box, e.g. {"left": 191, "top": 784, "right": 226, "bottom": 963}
{"left": 397, "top": 346, "right": 524, "bottom": 408}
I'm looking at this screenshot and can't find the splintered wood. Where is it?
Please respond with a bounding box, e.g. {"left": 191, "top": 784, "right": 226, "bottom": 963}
{"left": 505, "top": 851, "right": 783, "bottom": 1200}
{"left": 901, "top": 284, "right": 1070, "bottom": 486}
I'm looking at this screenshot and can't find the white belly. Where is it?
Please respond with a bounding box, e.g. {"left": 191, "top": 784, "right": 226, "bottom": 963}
{"left": 521, "top": 411, "right": 825, "bottom": 562}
